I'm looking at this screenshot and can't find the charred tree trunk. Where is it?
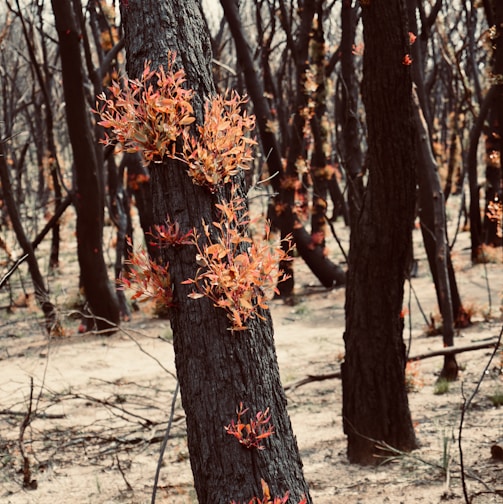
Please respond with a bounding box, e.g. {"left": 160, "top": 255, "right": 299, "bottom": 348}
{"left": 309, "top": 2, "right": 329, "bottom": 242}
{"left": 107, "top": 150, "right": 131, "bottom": 321}
{"left": 122, "top": 152, "right": 160, "bottom": 263}
{"left": 468, "top": 86, "right": 496, "bottom": 261}
{"left": 340, "top": 0, "right": 363, "bottom": 225}
{"left": 413, "top": 91, "right": 460, "bottom": 381}
{"left": 121, "top": 1, "right": 311, "bottom": 502}
{"left": 51, "top": 0, "right": 120, "bottom": 334}
{"left": 342, "top": 0, "right": 418, "bottom": 465}
{"left": 483, "top": 107, "right": 502, "bottom": 247}
{"left": 477, "top": 0, "right": 503, "bottom": 253}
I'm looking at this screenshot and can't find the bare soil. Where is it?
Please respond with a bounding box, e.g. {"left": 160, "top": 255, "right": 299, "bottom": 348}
{"left": 0, "top": 204, "right": 502, "bottom": 504}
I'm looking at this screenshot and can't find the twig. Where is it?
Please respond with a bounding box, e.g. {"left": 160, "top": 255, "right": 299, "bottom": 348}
{"left": 410, "top": 282, "right": 431, "bottom": 327}
{"left": 0, "top": 253, "right": 28, "bottom": 290}
{"left": 458, "top": 324, "right": 503, "bottom": 504}
{"left": 60, "top": 392, "right": 156, "bottom": 427}
{"left": 116, "top": 455, "right": 133, "bottom": 492}
{"left": 324, "top": 215, "right": 348, "bottom": 263}
{"left": 151, "top": 380, "right": 180, "bottom": 504}
{"left": 19, "top": 377, "right": 36, "bottom": 489}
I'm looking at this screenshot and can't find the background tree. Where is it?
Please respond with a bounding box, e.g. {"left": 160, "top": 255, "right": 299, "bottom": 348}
{"left": 342, "top": 0, "right": 418, "bottom": 464}
{"left": 51, "top": 0, "right": 120, "bottom": 333}
{"left": 119, "top": 0, "right": 311, "bottom": 502}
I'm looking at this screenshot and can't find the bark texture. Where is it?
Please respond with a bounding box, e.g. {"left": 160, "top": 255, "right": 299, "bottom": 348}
{"left": 342, "top": 0, "right": 418, "bottom": 465}
{"left": 121, "top": 1, "right": 311, "bottom": 502}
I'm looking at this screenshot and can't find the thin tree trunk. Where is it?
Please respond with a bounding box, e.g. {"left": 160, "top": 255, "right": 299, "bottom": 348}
{"left": 413, "top": 90, "right": 459, "bottom": 381}
{"left": 340, "top": 0, "right": 363, "bottom": 225}
{"left": 467, "top": 86, "right": 496, "bottom": 260}
{"left": 51, "top": 0, "right": 120, "bottom": 334}
{"left": 107, "top": 151, "right": 131, "bottom": 320}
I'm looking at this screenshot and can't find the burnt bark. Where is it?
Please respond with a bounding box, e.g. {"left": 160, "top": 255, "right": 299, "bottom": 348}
{"left": 339, "top": 0, "right": 363, "bottom": 225}
{"left": 342, "top": 0, "right": 418, "bottom": 465}
{"left": 51, "top": 0, "right": 120, "bottom": 333}
{"left": 121, "top": 1, "right": 311, "bottom": 502}
{"left": 478, "top": 0, "right": 503, "bottom": 252}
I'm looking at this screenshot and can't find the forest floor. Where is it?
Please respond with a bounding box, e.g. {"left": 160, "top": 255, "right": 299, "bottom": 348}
{"left": 0, "top": 196, "right": 502, "bottom": 504}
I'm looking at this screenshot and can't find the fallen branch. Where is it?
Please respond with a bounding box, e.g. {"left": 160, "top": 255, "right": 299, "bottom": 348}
{"left": 284, "top": 371, "right": 341, "bottom": 391}
{"left": 0, "top": 409, "right": 65, "bottom": 419}
{"left": 408, "top": 338, "right": 501, "bottom": 362}
{"left": 283, "top": 337, "right": 501, "bottom": 392}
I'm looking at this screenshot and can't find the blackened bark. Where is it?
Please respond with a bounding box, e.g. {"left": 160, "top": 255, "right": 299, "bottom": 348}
{"left": 51, "top": 0, "right": 120, "bottom": 333}
{"left": 342, "top": 0, "right": 418, "bottom": 465}
{"left": 340, "top": 0, "right": 363, "bottom": 225}
{"left": 483, "top": 0, "right": 503, "bottom": 248}
{"left": 483, "top": 107, "right": 502, "bottom": 246}
{"left": 121, "top": 1, "right": 311, "bottom": 502}
{"left": 309, "top": 2, "right": 329, "bottom": 240}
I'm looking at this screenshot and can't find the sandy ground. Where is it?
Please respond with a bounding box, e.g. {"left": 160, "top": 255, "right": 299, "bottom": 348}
{"left": 0, "top": 206, "right": 502, "bottom": 504}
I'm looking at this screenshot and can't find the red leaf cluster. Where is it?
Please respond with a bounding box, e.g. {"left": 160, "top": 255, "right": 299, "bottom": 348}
{"left": 224, "top": 403, "right": 275, "bottom": 451}
{"left": 230, "top": 479, "right": 308, "bottom": 504}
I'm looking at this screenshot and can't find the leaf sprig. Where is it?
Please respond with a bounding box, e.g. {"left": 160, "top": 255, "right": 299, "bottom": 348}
{"left": 224, "top": 402, "right": 275, "bottom": 450}
{"left": 182, "top": 92, "right": 257, "bottom": 191}
{"left": 182, "top": 187, "right": 291, "bottom": 331}
{"left": 230, "top": 479, "right": 308, "bottom": 504}
{"left": 97, "top": 51, "right": 195, "bottom": 165}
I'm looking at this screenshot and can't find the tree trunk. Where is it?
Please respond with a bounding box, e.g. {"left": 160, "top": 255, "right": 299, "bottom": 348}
{"left": 121, "top": 152, "right": 160, "bottom": 263}
{"left": 482, "top": 0, "right": 503, "bottom": 248}
{"left": 121, "top": 1, "right": 311, "bottom": 502}
{"left": 340, "top": 0, "right": 364, "bottom": 225}
{"left": 413, "top": 90, "right": 459, "bottom": 380}
{"left": 51, "top": 0, "right": 120, "bottom": 334}
{"left": 467, "top": 86, "right": 496, "bottom": 260}
{"left": 107, "top": 151, "right": 131, "bottom": 321}
{"left": 342, "top": 0, "right": 418, "bottom": 465}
